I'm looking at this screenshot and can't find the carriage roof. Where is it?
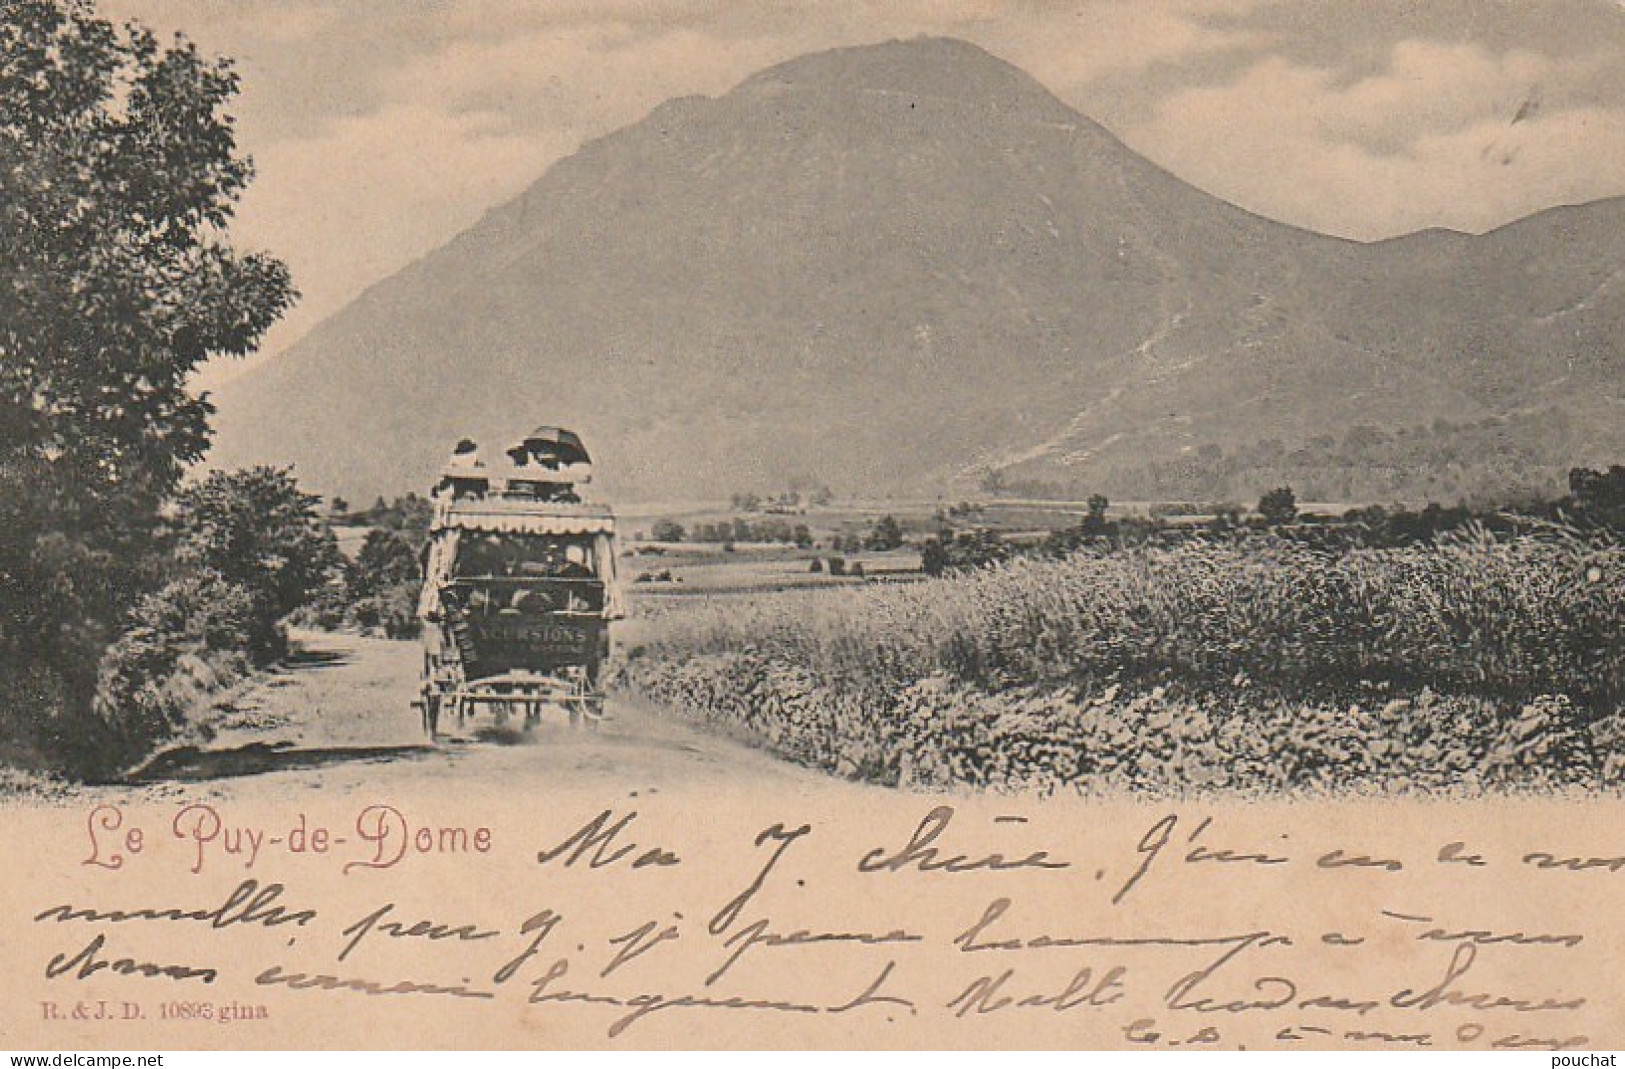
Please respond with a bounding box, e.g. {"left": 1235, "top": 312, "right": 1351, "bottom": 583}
{"left": 431, "top": 497, "right": 616, "bottom": 537}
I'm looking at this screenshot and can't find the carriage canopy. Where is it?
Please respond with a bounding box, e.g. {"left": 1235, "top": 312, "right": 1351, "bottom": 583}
{"left": 418, "top": 497, "right": 624, "bottom": 621}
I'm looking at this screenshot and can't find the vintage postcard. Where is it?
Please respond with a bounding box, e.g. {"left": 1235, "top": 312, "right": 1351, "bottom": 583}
{"left": 3, "top": 0, "right": 1625, "bottom": 1053}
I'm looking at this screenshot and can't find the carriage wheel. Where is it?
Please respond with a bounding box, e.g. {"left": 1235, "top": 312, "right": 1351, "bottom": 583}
{"left": 421, "top": 690, "right": 441, "bottom": 740}
{"left": 583, "top": 658, "right": 604, "bottom": 729}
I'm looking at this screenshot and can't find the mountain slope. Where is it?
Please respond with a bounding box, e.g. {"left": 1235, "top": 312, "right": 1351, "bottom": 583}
{"left": 209, "top": 37, "right": 1625, "bottom": 503}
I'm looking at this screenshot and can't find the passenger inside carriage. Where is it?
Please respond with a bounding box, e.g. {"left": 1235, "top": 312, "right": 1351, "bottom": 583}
{"left": 517, "top": 542, "right": 593, "bottom": 578}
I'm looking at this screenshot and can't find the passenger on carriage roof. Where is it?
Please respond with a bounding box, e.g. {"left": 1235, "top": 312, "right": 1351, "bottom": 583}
{"left": 436, "top": 437, "right": 489, "bottom": 500}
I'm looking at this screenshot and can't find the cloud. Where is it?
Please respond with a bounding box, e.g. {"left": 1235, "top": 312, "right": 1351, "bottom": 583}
{"left": 104, "top": 0, "right": 1625, "bottom": 385}
{"left": 1130, "top": 46, "right": 1625, "bottom": 238}
{"left": 979, "top": 1, "right": 1266, "bottom": 97}
{"left": 1313, "top": 40, "right": 1550, "bottom": 154}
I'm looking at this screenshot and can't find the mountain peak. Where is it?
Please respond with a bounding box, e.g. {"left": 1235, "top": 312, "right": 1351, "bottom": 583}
{"left": 211, "top": 39, "right": 1625, "bottom": 504}
{"left": 741, "top": 35, "right": 1070, "bottom": 111}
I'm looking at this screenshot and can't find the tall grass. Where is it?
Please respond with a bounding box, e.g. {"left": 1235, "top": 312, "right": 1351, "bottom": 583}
{"left": 623, "top": 527, "right": 1625, "bottom": 792}
{"left": 635, "top": 527, "right": 1622, "bottom": 706}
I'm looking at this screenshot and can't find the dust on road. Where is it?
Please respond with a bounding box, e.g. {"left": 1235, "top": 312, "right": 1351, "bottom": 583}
{"left": 107, "top": 628, "right": 836, "bottom": 804}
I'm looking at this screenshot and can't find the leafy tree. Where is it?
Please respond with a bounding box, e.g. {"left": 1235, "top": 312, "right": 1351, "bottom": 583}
{"left": 349, "top": 527, "right": 420, "bottom": 601}
{"left": 921, "top": 535, "right": 948, "bottom": 577}
{"left": 0, "top": 1, "right": 293, "bottom": 769}
{"left": 172, "top": 467, "right": 341, "bottom": 647}
{"left": 1087, "top": 494, "right": 1110, "bottom": 522}
{"left": 866, "top": 514, "right": 904, "bottom": 551}
{"left": 1257, "top": 486, "right": 1298, "bottom": 526}
{"left": 923, "top": 529, "right": 1011, "bottom": 574}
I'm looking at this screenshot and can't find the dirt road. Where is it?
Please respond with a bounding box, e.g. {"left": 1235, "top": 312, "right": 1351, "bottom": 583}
{"left": 117, "top": 628, "right": 833, "bottom": 804}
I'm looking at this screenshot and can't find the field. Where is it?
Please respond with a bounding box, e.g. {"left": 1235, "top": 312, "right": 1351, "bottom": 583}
{"left": 615, "top": 495, "right": 1193, "bottom": 594}
{"left": 620, "top": 525, "right": 1625, "bottom": 794}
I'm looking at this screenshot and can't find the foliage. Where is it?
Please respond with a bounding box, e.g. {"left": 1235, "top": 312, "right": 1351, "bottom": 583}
{"left": 920, "top": 528, "right": 1012, "bottom": 576}
{"left": 91, "top": 570, "right": 257, "bottom": 768}
{"left": 172, "top": 466, "right": 343, "bottom": 634}
{"left": 1043, "top": 502, "right": 1118, "bottom": 556}
{"left": 631, "top": 656, "right": 1614, "bottom": 794}
{"left": 342, "top": 526, "right": 421, "bottom": 638}
{"left": 690, "top": 516, "right": 810, "bottom": 545}
{"left": 650, "top": 519, "right": 686, "bottom": 543}
{"left": 625, "top": 527, "right": 1625, "bottom": 791}
{"left": 326, "top": 493, "right": 435, "bottom": 639}
{"left": 343, "top": 492, "right": 432, "bottom": 534}
{"left": 830, "top": 532, "right": 864, "bottom": 555}
{"left": 86, "top": 466, "right": 338, "bottom": 775}
{"left": 348, "top": 584, "right": 421, "bottom": 640}
{"left": 0, "top": 1, "right": 293, "bottom": 776}
{"left": 349, "top": 527, "right": 420, "bottom": 600}
{"left": 886, "top": 682, "right": 1605, "bottom": 794}
{"left": 1257, "top": 486, "right": 1298, "bottom": 526}
{"left": 1570, "top": 466, "right": 1625, "bottom": 529}
{"left": 865, "top": 514, "right": 904, "bottom": 551}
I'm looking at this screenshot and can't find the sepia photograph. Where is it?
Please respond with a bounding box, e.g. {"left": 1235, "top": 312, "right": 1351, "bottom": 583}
{"left": 3, "top": 0, "right": 1625, "bottom": 1053}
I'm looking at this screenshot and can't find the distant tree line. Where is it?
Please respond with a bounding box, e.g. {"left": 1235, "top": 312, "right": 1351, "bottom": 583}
{"left": 923, "top": 472, "right": 1625, "bottom": 575}
{"left": 729, "top": 485, "right": 834, "bottom": 512}
{"left": 980, "top": 411, "right": 1581, "bottom": 505}
{"left": 653, "top": 517, "right": 814, "bottom": 547}
{"left": 337, "top": 492, "right": 434, "bottom": 532}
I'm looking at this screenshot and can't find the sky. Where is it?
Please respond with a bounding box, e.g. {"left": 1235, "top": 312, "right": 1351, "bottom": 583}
{"left": 99, "top": 0, "right": 1625, "bottom": 383}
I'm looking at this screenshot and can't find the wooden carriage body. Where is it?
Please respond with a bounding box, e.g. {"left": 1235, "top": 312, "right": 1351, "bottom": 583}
{"left": 414, "top": 435, "right": 622, "bottom": 738}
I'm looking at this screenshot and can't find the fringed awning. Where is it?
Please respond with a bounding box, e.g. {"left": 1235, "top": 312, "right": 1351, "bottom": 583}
{"left": 433, "top": 498, "right": 616, "bottom": 536}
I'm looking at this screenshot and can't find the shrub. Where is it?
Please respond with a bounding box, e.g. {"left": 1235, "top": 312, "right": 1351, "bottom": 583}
{"left": 173, "top": 467, "right": 344, "bottom": 625}
{"left": 866, "top": 515, "right": 904, "bottom": 551}
{"left": 349, "top": 585, "right": 422, "bottom": 640}
{"left": 1258, "top": 486, "right": 1299, "bottom": 526}
{"left": 651, "top": 520, "right": 686, "bottom": 543}
{"left": 90, "top": 571, "right": 260, "bottom": 772}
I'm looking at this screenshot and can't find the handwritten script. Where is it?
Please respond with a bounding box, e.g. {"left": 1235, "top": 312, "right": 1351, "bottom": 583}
{"left": 11, "top": 796, "right": 1624, "bottom": 1048}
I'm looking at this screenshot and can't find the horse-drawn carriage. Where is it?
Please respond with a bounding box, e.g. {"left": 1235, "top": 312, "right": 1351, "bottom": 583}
{"left": 414, "top": 427, "right": 624, "bottom": 739}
